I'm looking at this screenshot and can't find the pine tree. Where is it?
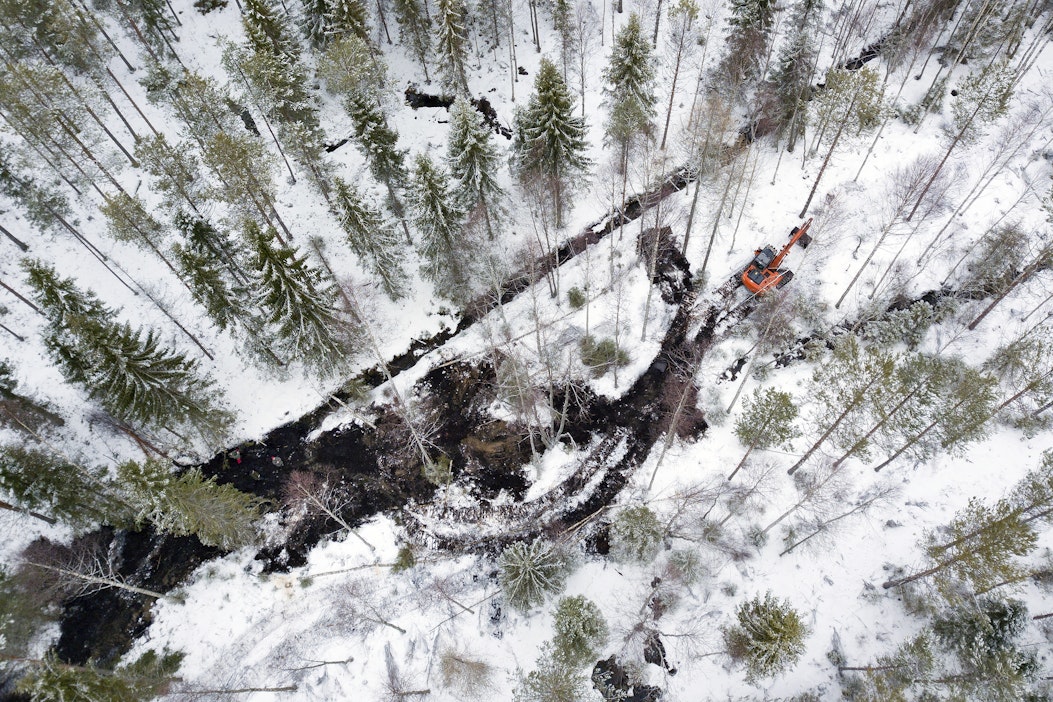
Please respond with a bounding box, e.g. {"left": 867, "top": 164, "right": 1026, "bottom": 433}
{"left": 609, "top": 505, "right": 664, "bottom": 563}
{"left": 392, "top": 0, "right": 432, "bottom": 82}
{"left": 242, "top": 0, "right": 301, "bottom": 59}
{"left": 951, "top": 60, "right": 1016, "bottom": 141}
{"left": 513, "top": 58, "right": 590, "bottom": 227}
{"left": 788, "top": 337, "right": 897, "bottom": 475}
{"left": 247, "top": 222, "right": 350, "bottom": 374}
{"left": 134, "top": 134, "right": 207, "bottom": 215}
{"left": 224, "top": 43, "right": 321, "bottom": 132}
{"left": 551, "top": 595, "right": 608, "bottom": 666}
{"left": 119, "top": 460, "right": 263, "bottom": 550}
{"left": 0, "top": 150, "right": 73, "bottom": 234}
{"left": 514, "top": 643, "right": 590, "bottom": 702}
{"left": 410, "top": 153, "right": 470, "bottom": 295}
{"left": 200, "top": 131, "right": 290, "bottom": 239}
{"left": 127, "top": 0, "right": 178, "bottom": 51}
{"left": 730, "top": 388, "right": 799, "bottom": 480}
{"left": 435, "top": 0, "right": 470, "bottom": 94}
{"left": 99, "top": 193, "right": 172, "bottom": 270}
{"left": 333, "top": 177, "right": 408, "bottom": 299}
{"left": 0, "top": 446, "right": 127, "bottom": 529}
{"left": 884, "top": 496, "right": 1038, "bottom": 602}
{"left": 447, "top": 96, "right": 505, "bottom": 238}
{"left": 723, "top": 592, "right": 809, "bottom": 682}
{"left": 319, "top": 34, "right": 387, "bottom": 99}
{"left": 498, "top": 538, "right": 570, "bottom": 611}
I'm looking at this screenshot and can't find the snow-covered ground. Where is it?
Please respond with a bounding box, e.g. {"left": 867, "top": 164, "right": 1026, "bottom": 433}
{"left": 3, "top": 0, "right": 1053, "bottom": 699}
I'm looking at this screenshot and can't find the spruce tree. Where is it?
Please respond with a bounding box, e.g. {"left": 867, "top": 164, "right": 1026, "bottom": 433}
{"left": 723, "top": 592, "right": 809, "bottom": 682}
{"left": 447, "top": 96, "right": 505, "bottom": 238}
{"left": 392, "top": 0, "right": 432, "bottom": 82}
{"left": 173, "top": 218, "right": 254, "bottom": 333}
{"left": 434, "top": 0, "right": 470, "bottom": 94}
{"left": 0, "top": 446, "right": 127, "bottom": 530}
{"left": 722, "top": 0, "right": 776, "bottom": 85}
{"left": 242, "top": 0, "right": 301, "bottom": 59}
{"left": 22, "top": 260, "right": 112, "bottom": 387}
{"left": 768, "top": 0, "right": 821, "bottom": 151}
{"left": 301, "top": 0, "right": 334, "bottom": 46}
{"left": 83, "top": 321, "right": 224, "bottom": 435}
{"left": 333, "top": 177, "right": 408, "bottom": 299}
{"left": 247, "top": 222, "right": 349, "bottom": 374}
{"left": 409, "top": 153, "right": 470, "bottom": 295}
{"left": 119, "top": 460, "right": 263, "bottom": 550}
{"left": 603, "top": 13, "right": 657, "bottom": 148}
{"left": 23, "top": 261, "right": 228, "bottom": 439}
{"left": 344, "top": 89, "right": 411, "bottom": 236}
{"left": 328, "top": 0, "right": 371, "bottom": 40}
{"left": 513, "top": 58, "right": 590, "bottom": 227}
{"left": 17, "top": 650, "right": 182, "bottom": 702}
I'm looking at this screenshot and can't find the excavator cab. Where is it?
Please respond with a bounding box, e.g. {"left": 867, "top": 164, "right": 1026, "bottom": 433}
{"left": 741, "top": 218, "right": 813, "bottom": 294}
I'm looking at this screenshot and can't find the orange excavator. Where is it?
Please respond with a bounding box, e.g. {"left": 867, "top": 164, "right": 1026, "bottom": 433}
{"left": 741, "top": 218, "right": 813, "bottom": 294}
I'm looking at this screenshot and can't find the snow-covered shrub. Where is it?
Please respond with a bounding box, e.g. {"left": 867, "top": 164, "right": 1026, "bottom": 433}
{"left": 609, "top": 506, "right": 664, "bottom": 564}
{"left": 439, "top": 646, "right": 495, "bottom": 699}
{"left": 513, "top": 643, "right": 590, "bottom": 702}
{"left": 552, "top": 595, "right": 609, "bottom": 666}
{"left": 194, "top": 0, "right": 227, "bottom": 13}
{"left": 723, "top": 591, "right": 809, "bottom": 682}
{"left": 579, "top": 336, "right": 629, "bottom": 377}
{"left": 392, "top": 544, "right": 416, "bottom": 572}
{"left": 498, "top": 538, "right": 570, "bottom": 611}
{"left": 567, "top": 286, "right": 587, "bottom": 309}
{"left": 667, "top": 548, "right": 705, "bottom": 586}
{"left": 422, "top": 454, "right": 453, "bottom": 486}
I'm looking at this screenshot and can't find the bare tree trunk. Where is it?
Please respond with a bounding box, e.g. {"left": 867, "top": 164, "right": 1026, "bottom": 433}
{"left": 0, "top": 499, "right": 56, "bottom": 525}
{"left": 967, "top": 246, "right": 1051, "bottom": 330}
{"left": 787, "top": 379, "right": 880, "bottom": 475}
{"left": 25, "top": 561, "right": 164, "bottom": 599}
{"left": 800, "top": 85, "right": 862, "bottom": 218}
{"left": 0, "top": 225, "right": 29, "bottom": 252}
{"left": 0, "top": 279, "right": 43, "bottom": 315}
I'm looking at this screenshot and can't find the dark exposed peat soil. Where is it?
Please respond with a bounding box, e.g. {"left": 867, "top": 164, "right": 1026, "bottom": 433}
{"left": 47, "top": 35, "right": 894, "bottom": 670}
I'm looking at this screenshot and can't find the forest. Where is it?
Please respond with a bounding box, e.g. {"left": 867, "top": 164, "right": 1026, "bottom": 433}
{"left": 0, "top": 0, "right": 1052, "bottom": 699}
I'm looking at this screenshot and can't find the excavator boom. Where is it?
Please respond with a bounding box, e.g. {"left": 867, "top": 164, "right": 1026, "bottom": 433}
{"left": 769, "top": 217, "right": 813, "bottom": 269}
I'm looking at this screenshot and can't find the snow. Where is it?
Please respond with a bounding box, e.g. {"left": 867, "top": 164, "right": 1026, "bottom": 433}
{"left": 3, "top": 0, "right": 1053, "bottom": 699}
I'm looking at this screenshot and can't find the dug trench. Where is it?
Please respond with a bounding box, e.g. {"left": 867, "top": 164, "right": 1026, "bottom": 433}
{"left": 50, "top": 35, "right": 896, "bottom": 668}
{"left": 50, "top": 224, "right": 713, "bottom": 668}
